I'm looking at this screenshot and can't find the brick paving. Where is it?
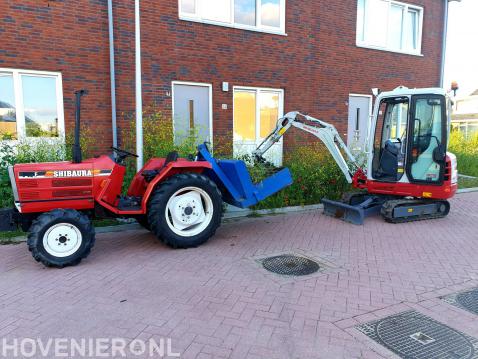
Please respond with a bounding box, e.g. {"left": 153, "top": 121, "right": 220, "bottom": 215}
{"left": 0, "top": 192, "right": 477, "bottom": 358}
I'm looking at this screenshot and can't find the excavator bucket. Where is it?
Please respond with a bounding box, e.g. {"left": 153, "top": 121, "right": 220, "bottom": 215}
{"left": 322, "top": 196, "right": 385, "bottom": 225}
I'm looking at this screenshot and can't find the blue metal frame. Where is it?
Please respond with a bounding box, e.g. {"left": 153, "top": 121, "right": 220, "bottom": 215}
{"left": 197, "top": 144, "right": 293, "bottom": 208}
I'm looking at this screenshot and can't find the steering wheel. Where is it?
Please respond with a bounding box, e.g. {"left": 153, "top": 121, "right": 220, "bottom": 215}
{"left": 111, "top": 146, "right": 138, "bottom": 163}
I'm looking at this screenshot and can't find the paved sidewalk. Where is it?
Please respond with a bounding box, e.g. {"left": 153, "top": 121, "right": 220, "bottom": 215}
{"left": 0, "top": 192, "right": 477, "bottom": 358}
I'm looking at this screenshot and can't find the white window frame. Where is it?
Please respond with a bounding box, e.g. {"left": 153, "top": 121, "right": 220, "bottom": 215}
{"left": 171, "top": 81, "right": 214, "bottom": 147}
{"left": 232, "top": 86, "right": 284, "bottom": 143}
{"left": 178, "top": 0, "right": 287, "bottom": 36}
{"left": 356, "top": 0, "right": 424, "bottom": 56}
{"left": 0, "top": 68, "right": 65, "bottom": 142}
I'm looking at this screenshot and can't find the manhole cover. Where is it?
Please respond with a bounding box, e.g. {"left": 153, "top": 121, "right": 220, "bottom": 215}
{"left": 261, "top": 254, "right": 319, "bottom": 276}
{"left": 356, "top": 310, "right": 478, "bottom": 359}
{"left": 443, "top": 288, "right": 478, "bottom": 316}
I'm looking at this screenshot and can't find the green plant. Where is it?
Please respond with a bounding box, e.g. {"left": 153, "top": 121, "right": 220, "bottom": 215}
{"left": 458, "top": 176, "right": 478, "bottom": 189}
{"left": 0, "top": 141, "right": 16, "bottom": 208}
{"left": 448, "top": 130, "right": 478, "bottom": 177}
{"left": 120, "top": 106, "right": 230, "bottom": 192}
{"left": 249, "top": 143, "right": 351, "bottom": 209}
{"left": 120, "top": 108, "right": 350, "bottom": 207}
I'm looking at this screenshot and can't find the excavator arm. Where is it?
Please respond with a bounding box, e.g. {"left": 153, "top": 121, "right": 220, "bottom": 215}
{"left": 253, "top": 111, "right": 358, "bottom": 183}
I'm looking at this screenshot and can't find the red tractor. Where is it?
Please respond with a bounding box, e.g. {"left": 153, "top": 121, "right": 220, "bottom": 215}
{"left": 0, "top": 90, "right": 293, "bottom": 268}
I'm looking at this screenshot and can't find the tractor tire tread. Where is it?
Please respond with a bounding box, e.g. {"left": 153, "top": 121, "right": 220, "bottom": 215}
{"left": 27, "top": 209, "right": 95, "bottom": 268}
{"left": 147, "top": 173, "right": 223, "bottom": 249}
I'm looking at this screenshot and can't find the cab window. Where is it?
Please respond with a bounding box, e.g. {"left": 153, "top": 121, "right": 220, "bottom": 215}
{"left": 409, "top": 96, "right": 445, "bottom": 183}
{"left": 372, "top": 98, "right": 409, "bottom": 181}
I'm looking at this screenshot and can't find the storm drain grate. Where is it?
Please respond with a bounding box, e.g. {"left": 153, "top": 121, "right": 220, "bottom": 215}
{"left": 442, "top": 288, "right": 478, "bottom": 316}
{"left": 356, "top": 310, "right": 478, "bottom": 359}
{"left": 260, "top": 254, "right": 320, "bottom": 276}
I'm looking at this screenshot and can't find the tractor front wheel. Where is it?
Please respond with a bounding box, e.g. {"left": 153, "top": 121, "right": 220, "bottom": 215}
{"left": 27, "top": 209, "right": 95, "bottom": 268}
{"left": 148, "top": 173, "right": 223, "bottom": 248}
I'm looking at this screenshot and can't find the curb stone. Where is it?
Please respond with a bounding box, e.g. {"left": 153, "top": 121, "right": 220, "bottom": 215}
{"left": 1, "top": 204, "right": 324, "bottom": 243}
{"left": 2, "top": 191, "right": 477, "bottom": 243}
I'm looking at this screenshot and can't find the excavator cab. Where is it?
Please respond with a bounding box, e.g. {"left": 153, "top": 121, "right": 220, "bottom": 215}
{"left": 369, "top": 89, "right": 448, "bottom": 185}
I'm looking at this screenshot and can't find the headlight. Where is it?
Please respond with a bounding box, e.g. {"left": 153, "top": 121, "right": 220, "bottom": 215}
{"left": 8, "top": 166, "right": 21, "bottom": 211}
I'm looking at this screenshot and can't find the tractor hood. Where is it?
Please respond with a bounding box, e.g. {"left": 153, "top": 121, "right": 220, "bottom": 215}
{"left": 11, "top": 155, "right": 117, "bottom": 213}
{"left": 13, "top": 161, "right": 94, "bottom": 180}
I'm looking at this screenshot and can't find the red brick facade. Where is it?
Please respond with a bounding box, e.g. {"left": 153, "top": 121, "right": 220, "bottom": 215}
{"left": 1, "top": 0, "right": 445, "bottom": 154}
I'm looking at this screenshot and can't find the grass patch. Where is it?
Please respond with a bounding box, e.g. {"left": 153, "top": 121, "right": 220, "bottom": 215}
{"left": 93, "top": 219, "right": 123, "bottom": 227}
{"left": 0, "top": 218, "right": 124, "bottom": 243}
{"left": 0, "top": 230, "right": 24, "bottom": 242}
{"left": 458, "top": 176, "right": 478, "bottom": 189}
{"left": 246, "top": 211, "right": 263, "bottom": 218}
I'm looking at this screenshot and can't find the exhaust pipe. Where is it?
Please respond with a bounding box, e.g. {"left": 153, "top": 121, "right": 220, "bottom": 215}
{"left": 73, "top": 90, "right": 88, "bottom": 164}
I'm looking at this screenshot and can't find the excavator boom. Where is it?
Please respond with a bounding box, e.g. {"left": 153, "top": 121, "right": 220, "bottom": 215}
{"left": 253, "top": 111, "right": 358, "bottom": 183}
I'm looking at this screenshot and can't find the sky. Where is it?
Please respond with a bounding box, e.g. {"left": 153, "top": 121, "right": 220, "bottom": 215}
{"left": 444, "top": 0, "right": 478, "bottom": 97}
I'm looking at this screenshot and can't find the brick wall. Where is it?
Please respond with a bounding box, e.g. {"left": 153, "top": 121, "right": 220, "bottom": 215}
{"left": 1, "top": 0, "right": 445, "bottom": 156}
{"left": 1, "top": 0, "right": 113, "bottom": 153}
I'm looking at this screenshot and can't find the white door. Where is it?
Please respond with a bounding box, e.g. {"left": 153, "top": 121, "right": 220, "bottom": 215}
{"left": 172, "top": 82, "right": 212, "bottom": 145}
{"left": 347, "top": 95, "right": 372, "bottom": 152}
{"left": 233, "top": 87, "right": 283, "bottom": 165}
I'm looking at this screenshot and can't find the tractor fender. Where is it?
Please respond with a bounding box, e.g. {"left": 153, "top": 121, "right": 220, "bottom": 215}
{"left": 140, "top": 161, "right": 213, "bottom": 211}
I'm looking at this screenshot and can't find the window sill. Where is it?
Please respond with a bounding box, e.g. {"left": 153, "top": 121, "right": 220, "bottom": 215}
{"left": 356, "top": 43, "right": 423, "bottom": 57}
{"left": 179, "top": 16, "right": 287, "bottom": 36}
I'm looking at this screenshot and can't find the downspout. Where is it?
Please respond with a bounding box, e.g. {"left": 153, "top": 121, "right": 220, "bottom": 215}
{"left": 107, "top": 0, "right": 118, "bottom": 147}
{"left": 135, "top": 0, "right": 144, "bottom": 171}
{"left": 440, "top": 0, "right": 449, "bottom": 88}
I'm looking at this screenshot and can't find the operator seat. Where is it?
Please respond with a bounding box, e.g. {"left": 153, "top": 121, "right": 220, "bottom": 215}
{"left": 378, "top": 140, "right": 400, "bottom": 179}
{"left": 142, "top": 151, "right": 179, "bottom": 182}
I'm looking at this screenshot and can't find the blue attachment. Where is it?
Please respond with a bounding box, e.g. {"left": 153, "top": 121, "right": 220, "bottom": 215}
{"left": 197, "top": 144, "right": 293, "bottom": 208}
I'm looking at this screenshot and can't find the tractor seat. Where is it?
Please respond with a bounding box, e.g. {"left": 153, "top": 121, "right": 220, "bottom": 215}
{"left": 142, "top": 151, "right": 179, "bottom": 182}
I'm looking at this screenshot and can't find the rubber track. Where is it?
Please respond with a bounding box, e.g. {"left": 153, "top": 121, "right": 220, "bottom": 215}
{"left": 381, "top": 199, "right": 450, "bottom": 223}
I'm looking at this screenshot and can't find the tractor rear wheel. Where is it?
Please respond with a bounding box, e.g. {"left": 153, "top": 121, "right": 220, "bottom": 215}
{"left": 27, "top": 209, "right": 95, "bottom": 268}
{"left": 148, "top": 173, "right": 223, "bottom": 248}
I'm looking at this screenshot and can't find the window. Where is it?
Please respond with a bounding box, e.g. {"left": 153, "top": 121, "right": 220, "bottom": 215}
{"left": 0, "top": 74, "right": 16, "bottom": 139}
{"left": 372, "top": 98, "right": 409, "bottom": 181}
{"left": 409, "top": 96, "right": 445, "bottom": 183}
{"left": 0, "top": 69, "right": 64, "bottom": 140}
{"left": 357, "top": 0, "right": 423, "bottom": 55}
{"left": 179, "top": 0, "right": 286, "bottom": 34}
{"left": 451, "top": 120, "right": 478, "bottom": 139}
{"left": 233, "top": 87, "right": 283, "bottom": 164}
{"left": 233, "top": 88, "right": 281, "bottom": 142}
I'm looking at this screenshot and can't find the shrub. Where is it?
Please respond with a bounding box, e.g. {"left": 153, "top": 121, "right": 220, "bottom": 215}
{"left": 120, "top": 107, "right": 205, "bottom": 191}
{"left": 449, "top": 130, "right": 478, "bottom": 177}
{"left": 249, "top": 143, "right": 351, "bottom": 209}
{"left": 120, "top": 109, "right": 350, "bottom": 207}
